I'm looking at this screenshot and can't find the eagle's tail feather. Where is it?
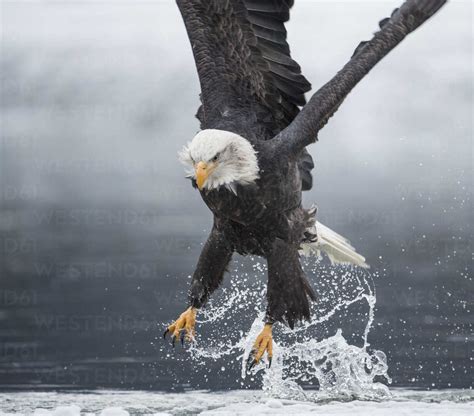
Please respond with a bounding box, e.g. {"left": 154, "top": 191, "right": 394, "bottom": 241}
{"left": 301, "top": 220, "right": 369, "bottom": 269}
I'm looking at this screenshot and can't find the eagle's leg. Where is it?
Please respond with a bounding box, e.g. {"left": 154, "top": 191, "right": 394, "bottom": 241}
{"left": 163, "top": 306, "right": 197, "bottom": 346}
{"left": 266, "top": 238, "right": 316, "bottom": 329}
{"left": 247, "top": 323, "right": 273, "bottom": 370}
{"left": 164, "top": 225, "right": 233, "bottom": 346}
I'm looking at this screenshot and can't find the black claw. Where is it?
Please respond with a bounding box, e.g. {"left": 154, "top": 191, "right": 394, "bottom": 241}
{"left": 248, "top": 359, "right": 257, "bottom": 371}
{"left": 246, "top": 360, "right": 252, "bottom": 371}
{"left": 180, "top": 330, "right": 185, "bottom": 346}
{"left": 172, "top": 336, "right": 176, "bottom": 348}
{"left": 268, "top": 357, "right": 272, "bottom": 368}
{"left": 163, "top": 329, "right": 169, "bottom": 339}
{"left": 245, "top": 350, "right": 255, "bottom": 372}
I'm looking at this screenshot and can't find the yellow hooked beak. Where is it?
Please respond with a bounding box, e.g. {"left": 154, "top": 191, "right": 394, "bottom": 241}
{"left": 195, "top": 161, "right": 216, "bottom": 190}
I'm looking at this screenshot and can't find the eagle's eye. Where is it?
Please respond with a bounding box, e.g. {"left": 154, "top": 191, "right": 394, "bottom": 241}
{"left": 211, "top": 154, "right": 219, "bottom": 162}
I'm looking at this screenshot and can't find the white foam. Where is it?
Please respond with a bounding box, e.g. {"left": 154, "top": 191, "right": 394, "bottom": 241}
{"left": 99, "top": 408, "right": 129, "bottom": 416}
{"left": 1, "top": 389, "right": 472, "bottom": 416}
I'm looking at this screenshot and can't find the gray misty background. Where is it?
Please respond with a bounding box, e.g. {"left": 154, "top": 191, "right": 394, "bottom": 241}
{"left": 0, "top": 0, "right": 472, "bottom": 390}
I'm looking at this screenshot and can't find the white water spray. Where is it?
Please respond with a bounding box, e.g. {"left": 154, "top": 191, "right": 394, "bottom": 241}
{"left": 189, "top": 257, "right": 391, "bottom": 401}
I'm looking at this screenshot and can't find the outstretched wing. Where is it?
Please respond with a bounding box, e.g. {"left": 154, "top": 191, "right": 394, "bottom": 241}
{"left": 273, "top": 0, "right": 447, "bottom": 154}
{"left": 176, "top": 0, "right": 311, "bottom": 138}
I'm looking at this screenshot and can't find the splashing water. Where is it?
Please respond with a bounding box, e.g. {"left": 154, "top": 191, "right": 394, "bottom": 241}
{"left": 189, "top": 256, "right": 391, "bottom": 401}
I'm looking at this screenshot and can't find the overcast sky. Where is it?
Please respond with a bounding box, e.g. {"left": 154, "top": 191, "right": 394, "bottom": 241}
{"left": 2, "top": 1, "right": 472, "bottom": 234}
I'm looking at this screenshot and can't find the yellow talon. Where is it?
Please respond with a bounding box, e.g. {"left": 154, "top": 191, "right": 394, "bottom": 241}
{"left": 164, "top": 307, "right": 197, "bottom": 346}
{"left": 249, "top": 323, "right": 273, "bottom": 368}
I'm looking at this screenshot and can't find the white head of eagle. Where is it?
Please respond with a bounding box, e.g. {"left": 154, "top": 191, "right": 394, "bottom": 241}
{"left": 179, "top": 129, "right": 259, "bottom": 192}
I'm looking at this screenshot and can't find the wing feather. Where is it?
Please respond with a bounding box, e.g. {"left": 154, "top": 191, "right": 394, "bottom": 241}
{"left": 176, "top": 0, "right": 310, "bottom": 136}
{"left": 273, "top": 0, "right": 447, "bottom": 154}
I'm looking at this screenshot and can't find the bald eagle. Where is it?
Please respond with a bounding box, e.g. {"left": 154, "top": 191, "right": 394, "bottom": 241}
{"left": 164, "top": 0, "right": 446, "bottom": 368}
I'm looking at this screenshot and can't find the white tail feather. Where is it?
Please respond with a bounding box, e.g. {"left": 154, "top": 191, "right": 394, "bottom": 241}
{"left": 300, "top": 221, "right": 369, "bottom": 268}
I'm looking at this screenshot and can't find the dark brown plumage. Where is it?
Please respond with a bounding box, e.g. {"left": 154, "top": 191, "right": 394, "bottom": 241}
{"left": 174, "top": 0, "right": 446, "bottom": 329}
